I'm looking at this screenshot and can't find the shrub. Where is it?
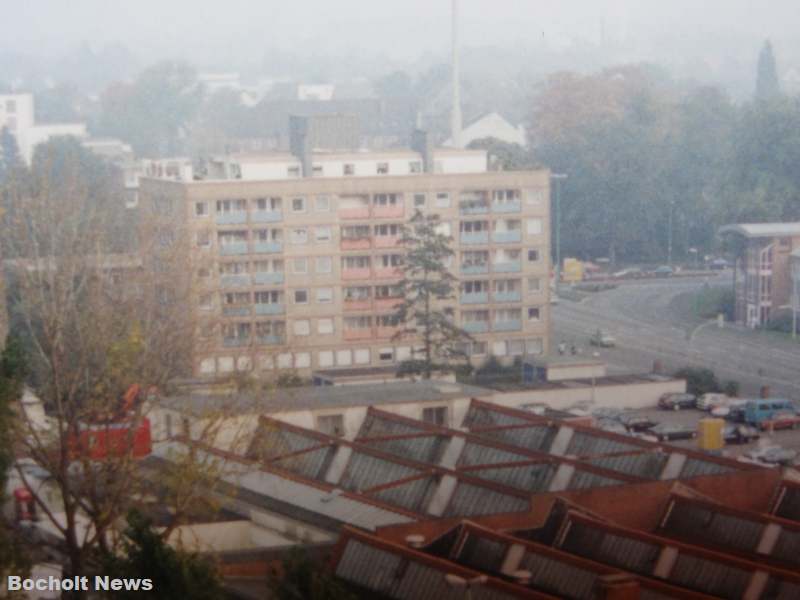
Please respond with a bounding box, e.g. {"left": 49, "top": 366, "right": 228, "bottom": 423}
{"left": 673, "top": 367, "right": 721, "bottom": 396}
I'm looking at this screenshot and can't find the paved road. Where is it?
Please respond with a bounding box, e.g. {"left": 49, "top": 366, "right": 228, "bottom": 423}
{"left": 553, "top": 275, "right": 800, "bottom": 399}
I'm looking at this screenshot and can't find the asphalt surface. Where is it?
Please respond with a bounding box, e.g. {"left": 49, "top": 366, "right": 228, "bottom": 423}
{"left": 552, "top": 273, "right": 800, "bottom": 399}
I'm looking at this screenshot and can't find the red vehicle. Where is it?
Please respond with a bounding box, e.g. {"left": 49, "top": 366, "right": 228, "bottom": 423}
{"left": 761, "top": 413, "right": 800, "bottom": 431}
{"left": 68, "top": 384, "right": 152, "bottom": 460}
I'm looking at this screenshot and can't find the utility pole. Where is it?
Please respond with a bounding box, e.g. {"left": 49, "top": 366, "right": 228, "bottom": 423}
{"left": 551, "top": 173, "right": 568, "bottom": 294}
{"left": 667, "top": 201, "right": 674, "bottom": 267}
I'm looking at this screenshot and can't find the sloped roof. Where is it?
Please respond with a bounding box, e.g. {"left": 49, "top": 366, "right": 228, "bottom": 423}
{"left": 719, "top": 222, "right": 800, "bottom": 238}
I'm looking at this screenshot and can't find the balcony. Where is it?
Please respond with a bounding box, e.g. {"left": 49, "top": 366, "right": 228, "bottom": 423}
{"left": 344, "top": 299, "right": 372, "bottom": 311}
{"left": 460, "top": 232, "right": 489, "bottom": 245}
{"left": 342, "top": 268, "right": 372, "bottom": 280}
{"left": 459, "top": 202, "right": 489, "bottom": 215}
{"left": 223, "top": 337, "right": 250, "bottom": 348}
{"left": 374, "top": 297, "right": 402, "bottom": 311}
{"left": 253, "top": 241, "right": 282, "bottom": 254}
{"left": 493, "top": 319, "right": 522, "bottom": 332}
{"left": 341, "top": 238, "right": 371, "bottom": 250}
{"left": 461, "top": 263, "right": 489, "bottom": 275}
{"left": 255, "top": 303, "right": 284, "bottom": 316}
{"left": 493, "top": 291, "right": 522, "bottom": 303}
{"left": 253, "top": 272, "right": 284, "bottom": 286}
{"left": 343, "top": 328, "right": 373, "bottom": 341}
{"left": 460, "top": 292, "right": 489, "bottom": 305}
{"left": 220, "top": 274, "right": 251, "bottom": 288}
{"left": 462, "top": 322, "right": 489, "bottom": 334}
{"left": 216, "top": 212, "right": 247, "bottom": 225}
{"left": 376, "top": 326, "right": 402, "bottom": 339}
{"left": 373, "top": 204, "right": 405, "bottom": 218}
{"left": 492, "top": 231, "right": 522, "bottom": 244}
{"left": 256, "top": 335, "right": 285, "bottom": 346}
{"left": 252, "top": 210, "right": 282, "bottom": 223}
{"left": 493, "top": 261, "right": 521, "bottom": 273}
{"left": 340, "top": 206, "right": 370, "bottom": 219}
{"left": 373, "top": 267, "right": 402, "bottom": 279}
{"left": 223, "top": 306, "right": 251, "bottom": 317}
{"left": 492, "top": 200, "right": 521, "bottom": 213}
{"left": 373, "top": 236, "right": 401, "bottom": 249}
{"left": 219, "top": 242, "right": 248, "bottom": 256}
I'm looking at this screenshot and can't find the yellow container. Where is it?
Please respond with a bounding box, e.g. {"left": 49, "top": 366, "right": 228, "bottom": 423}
{"left": 698, "top": 418, "right": 724, "bottom": 450}
{"left": 562, "top": 258, "right": 584, "bottom": 283}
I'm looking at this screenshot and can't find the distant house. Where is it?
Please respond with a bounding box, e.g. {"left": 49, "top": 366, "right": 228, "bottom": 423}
{"left": 444, "top": 111, "right": 527, "bottom": 148}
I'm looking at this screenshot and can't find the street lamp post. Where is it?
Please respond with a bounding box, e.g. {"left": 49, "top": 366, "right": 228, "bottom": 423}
{"left": 667, "top": 200, "right": 674, "bottom": 267}
{"left": 551, "top": 173, "right": 568, "bottom": 294}
{"left": 791, "top": 253, "right": 800, "bottom": 340}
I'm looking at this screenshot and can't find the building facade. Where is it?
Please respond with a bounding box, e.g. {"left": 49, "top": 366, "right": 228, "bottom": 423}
{"left": 720, "top": 223, "right": 800, "bottom": 328}
{"left": 139, "top": 148, "right": 551, "bottom": 378}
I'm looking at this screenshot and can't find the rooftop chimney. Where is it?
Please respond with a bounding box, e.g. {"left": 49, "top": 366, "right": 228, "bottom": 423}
{"left": 450, "top": 0, "right": 463, "bottom": 148}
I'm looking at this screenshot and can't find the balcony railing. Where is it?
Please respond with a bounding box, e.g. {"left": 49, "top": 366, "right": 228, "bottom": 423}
{"left": 216, "top": 212, "right": 247, "bottom": 225}
{"left": 220, "top": 274, "right": 252, "bottom": 288}
{"left": 253, "top": 272, "right": 284, "bottom": 285}
{"left": 373, "top": 204, "right": 405, "bottom": 218}
{"left": 493, "top": 261, "right": 521, "bottom": 273}
{"left": 256, "top": 335, "right": 284, "bottom": 346}
{"left": 462, "top": 322, "right": 489, "bottom": 334}
{"left": 342, "top": 268, "right": 372, "bottom": 280}
{"left": 461, "top": 263, "right": 489, "bottom": 275}
{"left": 460, "top": 231, "right": 489, "bottom": 245}
{"left": 255, "top": 303, "right": 284, "bottom": 316}
{"left": 252, "top": 241, "right": 283, "bottom": 254}
{"left": 492, "top": 200, "right": 521, "bottom": 213}
{"left": 344, "top": 299, "right": 372, "bottom": 311}
{"left": 373, "top": 267, "right": 402, "bottom": 279}
{"left": 493, "top": 291, "right": 522, "bottom": 303}
{"left": 460, "top": 292, "right": 489, "bottom": 304}
{"left": 341, "top": 238, "right": 372, "bottom": 250}
{"left": 223, "top": 306, "right": 251, "bottom": 317}
{"left": 374, "top": 297, "right": 402, "bottom": 311}
{"left": 492, "top": 231, "right": 522, "bottom": 244}
{"left": 252, "top": 210, "right": 282, "bottom": 223}
{"left": 340, "top": 206, "right": 370, "bottom": 219}
{"left": 373, "top": 236, "right": 401, "bottom": 249}
{"left": 459, "top": 202, "right": 489, "bottom": 215}
{"left": 343, "top": 328, "right": 373, "bottom": 341}
{"left": 493, "top": 319, "right": 522, "bottom": 332}
{"left": 219, "top": 242, "right": 248, "bottom": 255}
{"left": 223, "top": 337, "right": 250, "bottom": 348}
{"left": 376, "top": 326, "right": 402, "bottom": 339}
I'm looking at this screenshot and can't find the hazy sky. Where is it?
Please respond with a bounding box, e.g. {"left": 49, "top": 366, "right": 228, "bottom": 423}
{"left": 3, "top": 0, "right": 798, "bottom": 65}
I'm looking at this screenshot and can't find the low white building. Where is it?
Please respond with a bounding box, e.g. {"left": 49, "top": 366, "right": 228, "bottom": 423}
{"left": 445, "top": 112, "right": 527, "bottom": 148}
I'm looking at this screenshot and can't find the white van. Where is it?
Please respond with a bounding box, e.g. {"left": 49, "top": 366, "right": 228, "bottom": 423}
{"left": 697, "top": 393, "right": 729, "bottom": 411}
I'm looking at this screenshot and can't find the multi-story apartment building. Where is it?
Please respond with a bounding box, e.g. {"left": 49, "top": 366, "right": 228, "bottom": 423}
{"left": 139, "top": 147, "right": 551, "bottom": 378}
{"left": 720, "top": 222, "right": 800, "bottom": 328}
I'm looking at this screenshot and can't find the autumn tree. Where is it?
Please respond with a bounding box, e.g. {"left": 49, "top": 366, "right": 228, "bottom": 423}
{"left": 392, "top": 210, "right": 473, "bottom": 379}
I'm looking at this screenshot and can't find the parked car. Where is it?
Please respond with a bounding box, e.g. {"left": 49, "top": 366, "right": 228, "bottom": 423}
{"left": 743, "top": 398, "right": 797, "bottom": 427}
{"left": 761, "top": 412, "right": 800, "bottom": 431}
{"left": 744, "top": 445, "right": 797, "bottom": 466}
{"left": 726, "top": 399, "right": 748, "bottom": 423}
{"left": 649, "top": 423, "right": 697, "bottom": 442}
{"left": 658, "top": 393, "right": 697, "bottom": 410}
{"left": 589, "top": 329, "right": 616, "bottom": 347}
{"left": 697, "top": 393, "right": 729, "bottom": 411}
{"left": 723, "top": 424, "right": 760, "bottom": 445}
{"left": 654, "top": 265, "right": 674, "bottom": 278}
{"left": 612, "top": 267, "right": 643, "bottom": 280}
{"left": 709, "top": 258, "right": 729, "bottom": 271}
{"left": 592, "top": 407, "right": 624, "bottom": 421}
{"left": 618, "top": 414, "right": 658, "bottom": 432}
{"left": 596, "top": 419, "right": 628, "bottom": 435}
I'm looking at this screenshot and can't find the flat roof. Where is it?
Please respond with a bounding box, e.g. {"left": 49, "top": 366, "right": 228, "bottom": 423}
{"left": 719, "top": 222, "right": 800, "bottom": 238}
{"left": 159, "top": 380, "right": 493, "bottom": 416}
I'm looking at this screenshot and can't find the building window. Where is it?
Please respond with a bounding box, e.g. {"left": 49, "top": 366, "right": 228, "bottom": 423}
{"left": 294, "top": 289, "right": 308, "bottom": 304}
{"left": 378, "top": 348, "right": 394, "bottom": 362}
{"left": 196, "top": 230, "right": 211, "bottom": 247}
{"left": 528, "top": 307, "right": 541, "bottom": 321}
{"left": 315, "top": 196, "right": 331, "bottom": 211}
{"left": 434, "top": 192, "right": 451, "bottom": 208}
{"left": 316, "top": 256, "right": 332, "bottom": 273}
{"left": 354, "top": 348, "right": 370, "bottom": 364}
{"left": 290, "top": 228, "right": 308, "bottom": 244}
{"left": 343, "top": 163, "right": 355, "bottom": 176}
{"left": 528, "top": 278, "right": 542, "bottom": 294}
{"left": 293, "top": 320, "right": 310, "bottom": 336}
{"left": 315, "top": 226, "right": 332, "bottom": 242}
{"left": 291, "top": 197, "right": 306, "bottom": 212}
{"left": 293, "top": 258, "right": 308, "bottom": 274}
{"left": 198, "top": 294, "right": 213, "bottom": 309}
{"left": 6, "top": 99, "right": 17, "bottom": 113}
{"left": 526, "top": 189, "right": 544, "bottom": 205}
{"left": 287, "top": 166, "right": 300, "bottom": 177}
{"left": 414, "top": 193, "right": 426, "bottom": 208}
{"left": 409, "top": 161, "right": 422, "bottom": 173}
{"left": 528, "top": 249, "right": 540, "bottom": 262}
{"left": 526, "top": 338, "right": 544, "bottom": 355}
{"left": 318, "top": 318, "right": 334, "bottom": 334}
{"left": 422, "top": 406, "right": 448, "bottom": 426}
{"left": 195, "top": 202, "right": 208, "bottom": 216}
{"left": 336, "top": 349, "right": 353, "bottom": 366}
{"left": 318, "top": 414, "right": 345, "bottom": 437}
{"left": 316, "top": 287, "right": 333, "bottom": 303}
{"left": 312, "top": 165, "right": 323, "bottom": 177}
{"left": 526, "top": 218, "right": 543, "bottom": 235}
{"left": 295, "top": 352, "right": 311, "bottom": 368}
{"left": 377, "top": 162, "right": 389, "bottom": 174}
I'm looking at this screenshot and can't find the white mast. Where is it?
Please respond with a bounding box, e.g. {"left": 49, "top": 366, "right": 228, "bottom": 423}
{"left": 450, "top": 0, "right": 463, "bottom": 148}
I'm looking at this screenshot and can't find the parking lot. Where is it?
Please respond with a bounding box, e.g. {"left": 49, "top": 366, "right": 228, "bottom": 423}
{"left": 621, "top": 404, "right": 800, "bottom": 464}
